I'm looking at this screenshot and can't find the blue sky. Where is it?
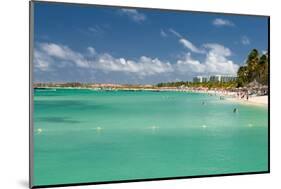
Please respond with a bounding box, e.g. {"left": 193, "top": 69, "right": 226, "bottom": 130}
{"left": 33, "top": 2, "right": 268, "bottom": 84}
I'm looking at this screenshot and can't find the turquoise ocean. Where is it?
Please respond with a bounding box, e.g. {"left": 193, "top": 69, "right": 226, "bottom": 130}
{"left": 33, "top": 89, "right": 268, "bottom": 186}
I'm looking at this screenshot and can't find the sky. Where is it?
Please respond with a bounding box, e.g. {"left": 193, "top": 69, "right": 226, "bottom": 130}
{"left": 33, "top": 2, "right": 269, "bottom": 84}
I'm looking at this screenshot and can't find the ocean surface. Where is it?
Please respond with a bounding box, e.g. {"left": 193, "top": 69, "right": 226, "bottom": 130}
{"left": 33, "top": 89, "right": 268, "bottom": 186}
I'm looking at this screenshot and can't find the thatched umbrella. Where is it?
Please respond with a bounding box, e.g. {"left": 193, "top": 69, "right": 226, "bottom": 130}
{"left": 261, "top": 85, "right": 268, "bottom": 95}
{"left": 262, "top": 85, "right": 268, "bottom": 89}
{"left": 246, "top": 80, "right": 263, "bottom": 89}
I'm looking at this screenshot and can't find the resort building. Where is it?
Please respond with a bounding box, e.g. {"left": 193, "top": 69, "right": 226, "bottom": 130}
{"left": 193, "top": 75, "right": 237, "bottom": 83}
{"left": 209, "top": 75, "right": 221, "bottom": 82}
{"left": 193, "top": 76, "right": 209, "bottom": 83}
{"left": 220, "top": 75, "right": 237, "bottom": 82}
{"left": 202, "top": 77, "right": 209, "bottom": 83}
{"left": 193, "top": 76, "right": 202, "bottom": 83}
{"left": 209, "top": 75, "right": 237, "bottom": 82}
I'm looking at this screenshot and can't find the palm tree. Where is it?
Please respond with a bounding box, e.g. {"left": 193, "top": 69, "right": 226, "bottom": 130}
{"left": 246, "top": 49, "right": 259, "bottom": 82}
{"left": 258, "top": 54, "right": 268, "bottom": 85}
{"left": 237, "top": 66, "right": 248, "bottom": 87}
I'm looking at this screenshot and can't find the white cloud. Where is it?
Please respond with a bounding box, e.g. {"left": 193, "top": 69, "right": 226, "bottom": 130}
{"left": 203, "top": 43, "right": 239, "bottom": 75}
{"left": 34, "top": 41, "right": 239, "bottom": 81}
{"left": 179, "top": 38, "right": 205, "bottom": 54}
{"left": 160, "top": 29, "right": 167, "bottom": 37}
{"left": 169, "top": 28, "right": 205, "bottom": 54}
{"left": 203, "top": 43, "right": 232, "bottom": 56}
{"left": 168, "top": 28, "right": 182, "bottom": 38}
{"left": 174, "top": 44, "right": 238, "bottom": 75}
{"left": 213, "top": 18, "right": 235, "bottom": 27}
{"left": 87, "top": 47, "right": 96, "bottom": 56}
{"left": 40, "top": 43, "right": 90, "bottom": 68}
{"left": 96, "top": 54, "right": 173, "bottom": 76}
{"left": 35, "top": 43, "right": 173, "bottom": 77}
{"left": 241, "top": 36, "right": 250, "bottom": 45}
{"left": 34, "top": 49, "right": 51, "bottom": 71}
{"left": 120, "top": 8, "right": 146, "bottom": 22}
{"left": 176, "top": 53, "right": 205, "bottom": 73}
{"left": 262, "top": 50, "right": 268, "bottom": 55}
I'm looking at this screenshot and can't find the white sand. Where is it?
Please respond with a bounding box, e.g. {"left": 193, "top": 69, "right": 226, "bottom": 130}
{"left": 248, "top": 96, "right": 268, "bottom": 105}
{"left": 227, "top": 95, "right": 268, "bottom": 106}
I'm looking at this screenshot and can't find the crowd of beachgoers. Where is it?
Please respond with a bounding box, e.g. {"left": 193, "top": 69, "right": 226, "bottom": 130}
{"left": 184, "top": 87, "right": 268, "bottom": 106}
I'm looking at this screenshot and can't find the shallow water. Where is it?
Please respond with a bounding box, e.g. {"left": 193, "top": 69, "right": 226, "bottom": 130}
{"left": 33, "top": 89, "right": 268, "bottom": 186}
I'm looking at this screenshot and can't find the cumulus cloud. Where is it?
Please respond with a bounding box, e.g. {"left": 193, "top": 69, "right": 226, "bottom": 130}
{"left": 34, "top": 49, "right": 52, "bottom": 71}
{"left": 95, "top": 54, "right": 173, "bottom": 76}
{"left": 34, "top": 40, "right": 239, "bottom": 83}
{"left": 203, "top": 43, "right": 232, "bottom": 57}
{"left": 40, "top": 43, "right": 90, "bottom": 68}
{"left": 175, "top": 44, "right": 238, "bottom": 75}
{"left": 241, "top": 36, "right": 250, "bottom": 45}
{"left": 203, "top": 43, "right": 239, "bottom": 74}
{"left": 87, "top": 47, "right": 96, "bottom": 56}
{"left": 119, "top": 8, "right": 146, "bottom": 22}
{"left": 176, "top": 53, "right": 205, "bottom": 73}
{"left": 34, "top": 43, "right": 173, "bottom": 77}
{"left": 213, "top": 18, "right": 235, "bottom": 27}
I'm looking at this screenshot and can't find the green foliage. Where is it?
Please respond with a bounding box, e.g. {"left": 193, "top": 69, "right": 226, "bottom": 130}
{"left": 258, "top": 54, "right": 269, "bottom": 85}
{"left": 237, "top": 66, "right": 248, "bottom": 87}
{"left": 237, "top": 49, "right": 268, "bottom": 86}
{"left": 156, "top": 81, "right": 237, "bottom": 89}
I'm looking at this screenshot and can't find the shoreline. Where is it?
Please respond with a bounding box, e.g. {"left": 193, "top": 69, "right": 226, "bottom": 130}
{"left": 34, "top": 87, "right": 268, "bottom": 106}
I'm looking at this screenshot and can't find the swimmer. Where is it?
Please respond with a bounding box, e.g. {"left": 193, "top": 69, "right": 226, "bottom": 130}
{"left": 233, "top": 108, "right": 238, "bottom": 113}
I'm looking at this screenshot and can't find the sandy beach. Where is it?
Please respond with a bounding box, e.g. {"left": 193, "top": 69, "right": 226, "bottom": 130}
{"left": 227, "top": 95, "right": 268, "bottom": 106}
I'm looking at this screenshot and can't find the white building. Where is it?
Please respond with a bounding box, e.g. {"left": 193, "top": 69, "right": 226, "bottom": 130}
{"left": 193, "top": 75, "right": 236, "bottom": 83}
{"left": 209, "top": 75, "right": 221, "bottom": 82}
{"left": 220, "top": 75, "right": 237, "bottom": 82}
{"left": 193, "top": 76, "right": 202, "bottom": 83}
{"left": 193, "top": 76, "right": 209, "bottom": 83}
{"left": 209, "top": 75, "right": 237, "bottom": 82}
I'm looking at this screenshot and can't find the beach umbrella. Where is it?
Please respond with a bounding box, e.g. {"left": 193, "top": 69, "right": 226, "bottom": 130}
{"left": 246, "top": 80, "right": 262, "bottom": 89}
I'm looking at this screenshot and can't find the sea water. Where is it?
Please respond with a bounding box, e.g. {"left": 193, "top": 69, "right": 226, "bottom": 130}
{"left": 33, "top": 89, "right": 268, "bottom": 186}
